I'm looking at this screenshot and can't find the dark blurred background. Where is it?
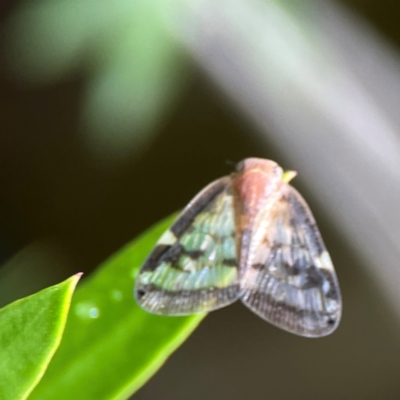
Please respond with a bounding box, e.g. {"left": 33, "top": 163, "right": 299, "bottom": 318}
{"left": 2, "top": 0, "right": 400, "bottom": 399}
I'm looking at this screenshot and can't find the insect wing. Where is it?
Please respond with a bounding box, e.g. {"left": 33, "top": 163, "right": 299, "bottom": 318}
{"left": 135, "top": 177, "right": 240, "bottom": 315}
{"left": 240, "top": 185, "right": 341, "bottom": 337}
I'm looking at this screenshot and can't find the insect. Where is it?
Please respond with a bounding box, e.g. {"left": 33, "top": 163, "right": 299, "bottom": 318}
{"left": 135, "top": 158, "right": 341, "bottom": 337}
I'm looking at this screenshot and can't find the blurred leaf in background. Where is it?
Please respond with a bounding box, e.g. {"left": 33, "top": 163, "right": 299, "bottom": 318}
{"left": 5, "top": 0, "right": 189, "bottom": 161}
{"left": 0, "top": 274, "right": 81, "bottom": 400}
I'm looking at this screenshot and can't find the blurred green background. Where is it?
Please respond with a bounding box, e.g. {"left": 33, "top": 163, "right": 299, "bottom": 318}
{"left": 2, "top": 0, "right": 400, "bottom": 399}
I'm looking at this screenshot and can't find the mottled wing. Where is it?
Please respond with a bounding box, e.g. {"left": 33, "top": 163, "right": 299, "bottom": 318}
{"left": 240, "top": 186, "right": 341, "bottom": 337}
{"left": 135, "top": 177, "right": 240, "bottom": 315}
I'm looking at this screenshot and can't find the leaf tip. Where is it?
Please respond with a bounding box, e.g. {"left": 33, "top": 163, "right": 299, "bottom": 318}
{"left": 67, "top": 272, "right": 84, "bottom": 290}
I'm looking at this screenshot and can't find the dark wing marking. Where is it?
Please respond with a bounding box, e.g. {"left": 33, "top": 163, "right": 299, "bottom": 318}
{"left": 240, "top": 185, "right": 341, "bottom": 337}
{"left": 135, "top": 177, "right": 240, "bottom": 315}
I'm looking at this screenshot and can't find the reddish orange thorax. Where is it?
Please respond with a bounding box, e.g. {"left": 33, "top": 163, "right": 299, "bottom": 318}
{"left": 233, "top": 158, "right": 284, "bottom": 218}
{"left": 232, "top": 158, "right": 285, "bottom": 274}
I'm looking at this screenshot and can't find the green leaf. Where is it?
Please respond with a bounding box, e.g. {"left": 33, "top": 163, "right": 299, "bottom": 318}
{"left": 30, "top": 214, "right": 206, "bottom": 400}
{"left": 0, "top": 274, "right": 81, "bottom": 400}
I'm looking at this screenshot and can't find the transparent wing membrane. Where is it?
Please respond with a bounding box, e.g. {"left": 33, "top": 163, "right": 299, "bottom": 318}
{"left": 241, "top": 186, "right": 341, "bottom": 337}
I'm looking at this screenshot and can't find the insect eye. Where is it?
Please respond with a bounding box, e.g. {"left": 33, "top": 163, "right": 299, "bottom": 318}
{"left": 272, "top": 166, "right": 284, "bottom": 180}
{"left": 235, "top": 161, "right": 245, "bottom": 172}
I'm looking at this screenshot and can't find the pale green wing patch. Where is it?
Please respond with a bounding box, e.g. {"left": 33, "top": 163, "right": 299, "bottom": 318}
{"left": 135, "top": 177, "right": 240, "bottom": 315}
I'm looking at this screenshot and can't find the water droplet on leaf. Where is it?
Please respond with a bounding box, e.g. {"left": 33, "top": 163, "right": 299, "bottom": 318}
{"left": 75, "top": 301, "right": 101, "bottom": 320}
